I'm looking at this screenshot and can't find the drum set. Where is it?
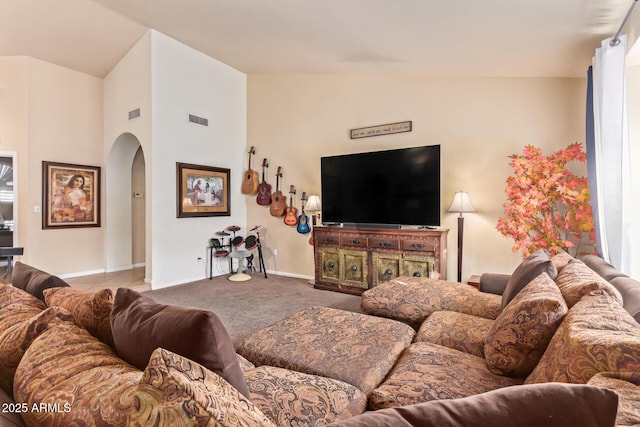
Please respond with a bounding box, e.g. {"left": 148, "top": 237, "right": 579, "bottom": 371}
{"left": 209, "top": 225, "right": 267, "bottom": 281}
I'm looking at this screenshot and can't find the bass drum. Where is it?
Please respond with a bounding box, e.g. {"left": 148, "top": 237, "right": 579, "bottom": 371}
{"left": 244, "top": 235, "right": 258, "bottom": 250}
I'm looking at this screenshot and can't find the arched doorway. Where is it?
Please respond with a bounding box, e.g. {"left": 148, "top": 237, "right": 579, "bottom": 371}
{"left": 105, "top": 133, "right": 148, "bottom": 281}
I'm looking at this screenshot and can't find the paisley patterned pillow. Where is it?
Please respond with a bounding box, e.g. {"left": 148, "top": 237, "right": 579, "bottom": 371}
{"left": 0, "top": 306, "right": 73, "bottom": 394}
{"left": 551, "top": 251, "right": 574, "bottom": 272}
{"left": 13, "top": 319, "right": 142, "bottom": 427}
{"left": 555, "top": 259, "right": 623, "bottom": 307}
{"left": 485, "top": 272, "right": 567, "bottom": 377}
{"left": 588, "top": 371, "right": 640, "bottom": 426}
{"left": 0, "top": 283, "right": 46, "bottom": 316}
{"left": 525, "top": 290, "right": 640, "bottom": 384}
{"left": 43, "top": 287, "right": 114, "bottom": 348}
{"left": 130, "top": 348, "right": 276, "bottom": 427}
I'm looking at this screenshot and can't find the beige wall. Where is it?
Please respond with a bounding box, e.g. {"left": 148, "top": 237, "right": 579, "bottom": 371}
{"left": 0, "top": 57, "right": 104, "bottom": 275}
{"left": 247, "top": 74, "right": 587, "bottom": 281}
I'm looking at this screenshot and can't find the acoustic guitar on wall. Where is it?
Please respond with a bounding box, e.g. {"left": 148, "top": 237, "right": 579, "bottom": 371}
{"left": 269, "top": 167, "right": 287, "bottom": 217}
{"left": 284, "top": 185, "right": 298, "bottom": 226}
{"left": 256, "top": 158, "right": 272, "bottom": 206}
{"left": 297, "top": 192, "right": 311, "bottom": 234}
{"left": 241, "top": 146, "right": 259, "bottom": 195}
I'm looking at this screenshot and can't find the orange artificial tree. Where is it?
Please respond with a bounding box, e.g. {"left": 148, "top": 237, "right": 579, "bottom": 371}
{"left": 496, "top": 143, "right": 595, "bottom": 258}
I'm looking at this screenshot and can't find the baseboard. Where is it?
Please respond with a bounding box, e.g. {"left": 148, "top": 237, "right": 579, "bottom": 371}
{"left": 266, "top": 270, "right": 314, "bottom": 281}
{"left": 59, "top": 268, "right": 105, "bottom": 279}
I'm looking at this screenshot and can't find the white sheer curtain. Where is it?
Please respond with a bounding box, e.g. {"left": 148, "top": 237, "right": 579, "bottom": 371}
{"left": 587, "top": 35, "right": 632, "bottom": 273}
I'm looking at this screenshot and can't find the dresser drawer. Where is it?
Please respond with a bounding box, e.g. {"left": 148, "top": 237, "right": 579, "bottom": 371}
{"left": 315, "top": 232, "right": 340, "bottom": 246}
{"left": 340, "top": 234, "right": 367, "bottom": 248}
{"left": 402, "top": 239, "right": 436, "bottom": 252}
{"left": 368, "top": 237, "right": 400, "bottom": 250}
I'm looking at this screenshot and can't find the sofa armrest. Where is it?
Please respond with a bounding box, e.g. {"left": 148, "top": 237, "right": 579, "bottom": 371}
{"left": 479, "top": 273, "right": 511, "bottom": 296}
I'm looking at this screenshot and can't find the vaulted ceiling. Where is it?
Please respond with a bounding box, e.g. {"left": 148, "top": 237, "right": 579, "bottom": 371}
{"left": 0, "top": 0, "right": 636, "bottom": 78}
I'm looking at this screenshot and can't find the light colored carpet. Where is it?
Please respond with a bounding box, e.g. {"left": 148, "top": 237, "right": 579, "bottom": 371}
{"left": 144, "top": 274, "right": 362, "bottom": 342}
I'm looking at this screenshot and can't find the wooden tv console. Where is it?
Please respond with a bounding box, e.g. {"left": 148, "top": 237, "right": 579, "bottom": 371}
{"left": 312, "top": 226, "right": 448, "bottom": 295}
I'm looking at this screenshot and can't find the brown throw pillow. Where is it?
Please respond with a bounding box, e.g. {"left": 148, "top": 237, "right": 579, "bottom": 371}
{"left": 485, "top": 272, "right": 568, "bottom": 377}
{"left": 111, "top": 288, "right": 249, "bottom": 398}
{"left": 10, "top": 262, "right": 70, "bottom": 302}
{"left": 327, "top": 383, "right": 618, "bottom": 427}
{"left": 502, "top": 250, "right": 558, "bottom": 308}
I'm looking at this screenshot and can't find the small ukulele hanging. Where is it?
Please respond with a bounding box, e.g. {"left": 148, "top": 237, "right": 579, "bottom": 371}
{"left": 284, "top": 185, "right": 298, "bottom": 226}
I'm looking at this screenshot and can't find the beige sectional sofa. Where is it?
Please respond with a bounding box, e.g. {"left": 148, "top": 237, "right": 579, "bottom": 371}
{"left": 0, "top": 251, "right": 638, "bottom": 426}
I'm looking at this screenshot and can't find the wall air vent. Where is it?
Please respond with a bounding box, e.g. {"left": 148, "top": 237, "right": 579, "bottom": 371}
{"left": 188, "top": 114, "right": 209, "bottom": 127}
{"left": 128, "top": 108, "right": 141, "bottom": 120}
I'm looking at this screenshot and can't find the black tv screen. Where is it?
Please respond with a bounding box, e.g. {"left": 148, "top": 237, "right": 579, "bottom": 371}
{"left": 321, "top": 145, "right": 441, "bottom": 227}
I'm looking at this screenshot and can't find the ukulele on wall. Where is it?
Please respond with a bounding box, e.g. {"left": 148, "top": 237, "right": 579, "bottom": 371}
{"left": 256, "top": 158, "right": 272, "bottom": 206}
{"left": 269, "top": 167, "right": 287, "bottom": 217}
{"left": 284, "top": 185, "right": 299, "bottom": 226}
{"left": 297, "top": 191, "right": 311, "bottom": 234}
{"left": 241, "top": 146, "right": 259, "bottom": 195}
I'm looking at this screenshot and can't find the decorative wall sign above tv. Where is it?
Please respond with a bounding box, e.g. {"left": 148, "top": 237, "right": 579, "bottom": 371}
{"left": 350, "top": 121, "right": 412, "bottom": 139}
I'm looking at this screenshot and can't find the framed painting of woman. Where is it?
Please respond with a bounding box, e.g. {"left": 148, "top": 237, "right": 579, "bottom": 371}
{"left": 42, "top": 161, "right": 101, "bottom": 229}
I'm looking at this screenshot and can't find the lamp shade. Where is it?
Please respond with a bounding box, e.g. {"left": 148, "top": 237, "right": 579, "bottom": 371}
{"left": 447, "top": 191, "right": 476, "bottom": 213}
{"left": 305, "top": 195, "right": 322, "bottom": 212}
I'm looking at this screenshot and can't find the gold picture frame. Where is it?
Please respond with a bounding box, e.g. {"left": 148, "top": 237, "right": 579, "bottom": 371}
{"left": 177, "top": 162, "right": 230, "bottom": 218}
{"left": 42, "top": 161, "right": 101, "bottom": 229}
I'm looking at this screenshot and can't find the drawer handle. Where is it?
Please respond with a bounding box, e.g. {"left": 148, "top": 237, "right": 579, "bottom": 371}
{"left": 413, "top": 271, "right": 422, "bottom": 277}
{"left": 350, "top": 265, "right": 358, "bottom": 276}
{"left": 384, "top": 269, "right": 393, "bottom": 280}
{"left": 327, "top": 261, "right": 335, "bottom": 271}
{"left": 324, "top": 238, "right": 338, "bottom": 244}
{"left": 349, "top": 239, "right": 361, "bottom": 245}
{"left": 411, "top": 243, "right": 425, "bottom": 249}
{"left": 379, "top": 242, "right": 392, "bottom": 248}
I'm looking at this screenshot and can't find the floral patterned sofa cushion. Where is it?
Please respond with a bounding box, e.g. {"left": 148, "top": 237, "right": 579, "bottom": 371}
{"left": 369, "top": 342, "right": 523, "bottom": 410}
{"left": 555, "top": 259, "right": 623, "bottom": 307}
{"left": 415, "top": 311, "right": 493, "bottom": 358}
{"left": 0, "top": 306, "right": 73, "bottom": 395}
{"left": 13, "top": 318, "right": 142, "bottom": 427}
{"left": 551, "top": 251, "right": 575, "bottom": 272}
{"left": 361, "top": 277, "right": 502, "bottom": 329}
{"left": 235, "top": 306, "right": 415, "bottom": 394}
{"left": 0, "top": 283, "right": 46, "bottom": 320}
{"left": 244, "top": 365, "right": 367, "bottom": 426}
{"left": 130, "top": 348, "right": 275, "bottom": 427}
{"left": 484, "top": 272, "right": 567, "bottom": 377}
{"left": 0, "top": 284, "right": 48, "bottom": 395}
{"left": 587, "top": 371, "right": 640, "bottom": 426}
{"left": 525, "top": 290, "right": 640, "bottom": 385}
{"left": 43, "top": 287, "right": 114, "bottom": 348}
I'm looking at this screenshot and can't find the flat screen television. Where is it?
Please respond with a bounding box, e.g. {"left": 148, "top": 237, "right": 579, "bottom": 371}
{"left": 321, "top": 145, "right": 441, "bottom": 228}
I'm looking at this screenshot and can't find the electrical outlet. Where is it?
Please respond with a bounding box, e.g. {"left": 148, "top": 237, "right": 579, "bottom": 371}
{"left": 273, "top": 249, "right": 278, "bottom": 256}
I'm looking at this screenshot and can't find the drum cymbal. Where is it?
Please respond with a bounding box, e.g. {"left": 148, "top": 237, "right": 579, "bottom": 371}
{"left": 226, "top": 225, "right": 241, "bottom": 232}
{"left": 216, "top": 231, "right": 230, "bottom": 236}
